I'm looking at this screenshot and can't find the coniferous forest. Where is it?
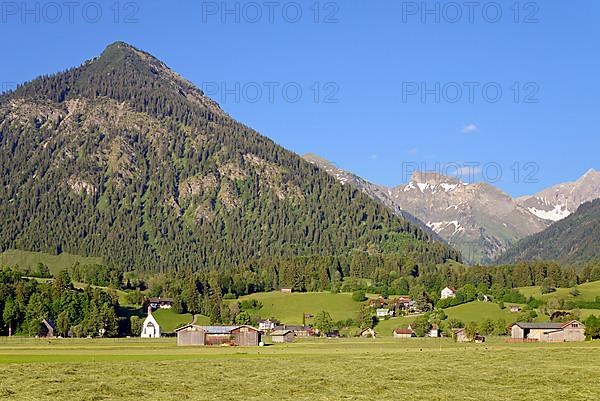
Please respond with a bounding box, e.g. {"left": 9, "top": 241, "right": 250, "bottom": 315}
{"left": 0, "top": 42, "right": 459, "bottom": 275}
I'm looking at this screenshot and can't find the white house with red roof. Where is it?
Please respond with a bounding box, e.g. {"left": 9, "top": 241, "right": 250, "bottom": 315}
{"left": 441, "top": 287, "right": 457, "bottom": 299}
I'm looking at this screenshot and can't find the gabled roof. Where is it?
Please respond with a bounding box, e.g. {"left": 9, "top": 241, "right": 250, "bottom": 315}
{"left": 271, "top": 330, "right": 292, "bottom": 336}
{"left": 510, "top": 321, "right": 583, "bottom": 330}
{"left": 443, "top": 287, "right": 457, "bottom": 293}
{"left": 393, "top": 328, "right": 414, "bottom": 335}
{"left": 147, "top": 297, "right": 174, "bottom": 303}
{"left": 176, "top": 325, "right": 259, "bottom": 334}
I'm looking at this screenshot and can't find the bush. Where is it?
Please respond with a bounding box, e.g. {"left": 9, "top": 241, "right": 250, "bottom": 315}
{"left": 541, "top": 285, "right": 556, "bottom": 295}
{"left": 239, "top": 299, "right": 263, "bottom": 310}
{"left": 352, "top": 290, "right": 367, "bottom": 302}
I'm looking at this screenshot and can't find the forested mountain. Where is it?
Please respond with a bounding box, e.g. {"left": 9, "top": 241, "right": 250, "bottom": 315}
{"left": 498, "top": 199, "right": 600, "bottom": 264}
{"left": 0, "top": 42, "right": 459, "bottom": 273}
{"left": 302, "top": 153, "right": 444, "bottom": 242}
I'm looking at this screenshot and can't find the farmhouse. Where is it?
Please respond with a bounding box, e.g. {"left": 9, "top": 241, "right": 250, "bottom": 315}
{"left": 509, "top": 321, "right": 585, "bottom": 342}
{"left": 141, "top": 307, "right": 161, "bottom": 338}
{"left": 281, "top": 288, "right": 293, "bottom": 293}
{"left": 453, "top": 328, "right": 469, "bottom": 342}
{"left": 428, "top": 324, "right": 439, "bottom": 338}
{"left": 271, "top": 330, "right": 294, "bottom": 343}
{"left": 441, "top": 287, "right": 457, "bottom": 299}
{"left": 176, "top": 325, "right": 261, "bottom": 346}
{"left": 509, "top": 306, "right": 522, "bottom": 313}
{"left": 284, "top": 325, "right": 315, "bottom": 337}
{"left": 376, "top": 308, "right": 394, "bottom": 318}
{"left": 258, "top": 319, "right": 279, "bottom": 332}
{"left": 147, "top": 297, "right": 174, "bottom": 309}
{"left": 392, "top": 328, "right": 415, "bottom": 338}
{"left": 359, "top": 328, "right": 377, "bottom": 338}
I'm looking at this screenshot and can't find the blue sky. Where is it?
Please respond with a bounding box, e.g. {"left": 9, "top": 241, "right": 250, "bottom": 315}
{"left": 1, "top": 0, "right": 598, "bottom": 197}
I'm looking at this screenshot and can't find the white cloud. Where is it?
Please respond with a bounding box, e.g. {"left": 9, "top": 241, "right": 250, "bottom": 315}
{"left": 462, "top": 124, "right": 479, "bottom": 134}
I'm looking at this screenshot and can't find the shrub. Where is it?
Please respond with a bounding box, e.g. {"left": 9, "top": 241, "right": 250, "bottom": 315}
{"left": 352, "top": 290, "right": 367, "bottom": 302}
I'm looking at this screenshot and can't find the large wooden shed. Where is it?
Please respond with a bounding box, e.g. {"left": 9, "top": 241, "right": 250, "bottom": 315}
{"left": 176, "top": 325, "right": 261, "bottom": 346}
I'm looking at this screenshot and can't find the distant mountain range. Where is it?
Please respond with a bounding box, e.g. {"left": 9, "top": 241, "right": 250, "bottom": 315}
{"left": 303, "top": 154, "right": 600, "bottom": 263}
{"left": 498, "top": 199, "right": 600, "bottom": 264}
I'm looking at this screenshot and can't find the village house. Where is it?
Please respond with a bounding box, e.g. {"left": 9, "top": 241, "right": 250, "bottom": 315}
{"left": 271, "top": 330, "right": 294, "bottom": 343}
{"left": 258, "top": 319, "right": 279, "bottom": 332}
{"left": 440, "top": 287, "right": 457, "bottom": 299}
{"left": 392, "top": 328, "right": 415, "bottom": 339}
{"left": 147, "top": 297, "right": 174, "bottom": 309}
{"left": 453, "top": 328, "right": 469, "bottom": 342}
{"left": 176, "top": 325, "right": 261, "bottom": 346}
{"left": 509, "top": 321, "right": 586, "bottom": 342}
{"left": 428, "top": 324, "right": 440, "bottom": 338}
{"left": 141, "top": 306, "right": 161, "bottom": 338}
{"left": 284, "top": 325, "right": 315, "bottom": 337}
{"left": 369, "top": 298, "right": 386, "bottom": 308}
{"left": 359, "top": 328, "right": 377, "bottom": 338}
{"left": 376, "top": 308, "right": 394, "bottom": 318}
{"left": 281, "top": 288, "right": 293, "bottom": 293}
{"left": 509, "top": 305, "right": 522, "bottom": 313}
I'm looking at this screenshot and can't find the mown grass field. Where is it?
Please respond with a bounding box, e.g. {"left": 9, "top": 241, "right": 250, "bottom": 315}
{"left": 0, "top": 337, "right": 599, "bottom": 400}
{"left": 237, "top": 291, "right": 360, "bottom": 324}
{"left": 0, "top": 249, "right": 102, "bottom": 275}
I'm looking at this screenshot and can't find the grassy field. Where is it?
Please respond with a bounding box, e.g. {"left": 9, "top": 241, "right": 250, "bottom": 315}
{"left": 0, "top": 249, "right": 102, "bottom": 275}
{"left": 444, "top": 301, "right": 521, "bottom": 322}
{"left": 374, "top": 301, "right": 523, "bottom": 336}
{"left": 519, "top": 280, "right": 600, "bottom": 302}
{"left": 0, "top": 338, "right": 599, "bottom": 400}
{"left": 152, "top": 309, "right": 196, "bottom": 332}
{"left": 237, "top": 291, "right": 360, "bottom": 324}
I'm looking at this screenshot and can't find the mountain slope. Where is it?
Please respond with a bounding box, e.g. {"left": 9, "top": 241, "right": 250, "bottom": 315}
{"left": 516, "top": 169, "right": 600, "bottom": 221}
{"left": 302, "top": 153, "right": 444, "bottom": 242}
{"left": 0, "top": 42, "right": 459, "bottom": 272}
{"left": 498, "top": 199, "right": 600, "bottom": 264}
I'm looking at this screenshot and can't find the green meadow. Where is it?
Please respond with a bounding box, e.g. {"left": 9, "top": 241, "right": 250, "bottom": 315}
{"left": 0, "top": 338, "right": 599, "bottom": 400}
{"left": 518, "top": 280, "right": 600, "bottom": 302}
{"left": 0, "top": 249, "right": 102, "bottom": 275}
{"left": 237, "top": 291, "right": 359, "bottom": 324}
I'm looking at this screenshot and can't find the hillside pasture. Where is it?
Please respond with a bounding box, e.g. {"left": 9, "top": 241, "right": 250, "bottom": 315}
{"left": 518, "top": 280, "right": 600, "bottom": 302}
{"left": 152, "top": 309, "right": 195, "bottom": 332}
{"left": 0, "top": 338, "right": 599, "bottom": 400}
{"left": 0, "top": 250, "right": 103, "bottom": 275}
{"left": 237, "top": 291, "right": 360, "bottom": 324}
{"left": 444, "top": 301, "right": 521, "bottom": 323}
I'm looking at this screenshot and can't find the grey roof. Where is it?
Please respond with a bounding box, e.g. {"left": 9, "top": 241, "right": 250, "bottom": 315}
{"left": 199, "top": 325, "right": 239, "bottom": 334}
{"left": 271, "top": 330, "right": 292, "bottom": 336}
{"left": 512, "top": 322, "right": 564, "bottom": 330}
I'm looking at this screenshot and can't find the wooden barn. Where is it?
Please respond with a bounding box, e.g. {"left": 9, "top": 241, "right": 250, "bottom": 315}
{"left": 176, "top": 325, "right": 261, "bottom": 346}
{"left": 509, "top": 321, "right": 585, "bottom": 342}
{"left": 271, "top": 330, "right": 294, "bottom": 343}
{"left": 40, "top": 319, "right": 56, "bottom": 338}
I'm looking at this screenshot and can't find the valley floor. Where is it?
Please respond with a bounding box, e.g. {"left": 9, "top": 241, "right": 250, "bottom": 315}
{"left": 1, "top": 338, "right": 599, "bottom": 400}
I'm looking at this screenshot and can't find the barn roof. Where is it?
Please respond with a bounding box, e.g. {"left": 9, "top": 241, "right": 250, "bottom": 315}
{"left": 271, "top": 330, "right": 292, "bottom": 336}
{"left": 511, "top": 322, "right": 564, "bottom": 330}
{"left": 393, "top": 328, "right": 414, "bottom": 335}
